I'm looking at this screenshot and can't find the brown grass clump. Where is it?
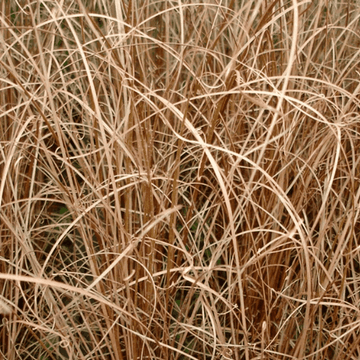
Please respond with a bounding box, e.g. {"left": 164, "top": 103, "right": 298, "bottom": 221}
{"left": 1, "top": 0, "right": 360, "bottom": 359}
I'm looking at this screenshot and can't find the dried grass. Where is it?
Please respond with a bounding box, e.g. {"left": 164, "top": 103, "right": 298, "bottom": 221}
{"left": 1, "top": 0, "right": 360, "bottom": 359}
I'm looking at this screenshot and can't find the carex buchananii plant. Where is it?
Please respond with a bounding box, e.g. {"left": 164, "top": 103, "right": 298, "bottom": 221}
{"left": 1, "top": 0, "right": 360, "bottom": 359}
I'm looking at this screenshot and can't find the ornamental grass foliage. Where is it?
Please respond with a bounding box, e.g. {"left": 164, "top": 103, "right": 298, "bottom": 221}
{"left": 1, "top": 0, "right": 360, "bottom": 359}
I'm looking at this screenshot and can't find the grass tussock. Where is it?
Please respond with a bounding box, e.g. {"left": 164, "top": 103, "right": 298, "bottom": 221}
{"left": 1, "top": 0, "right": 360, "bottom": 359}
